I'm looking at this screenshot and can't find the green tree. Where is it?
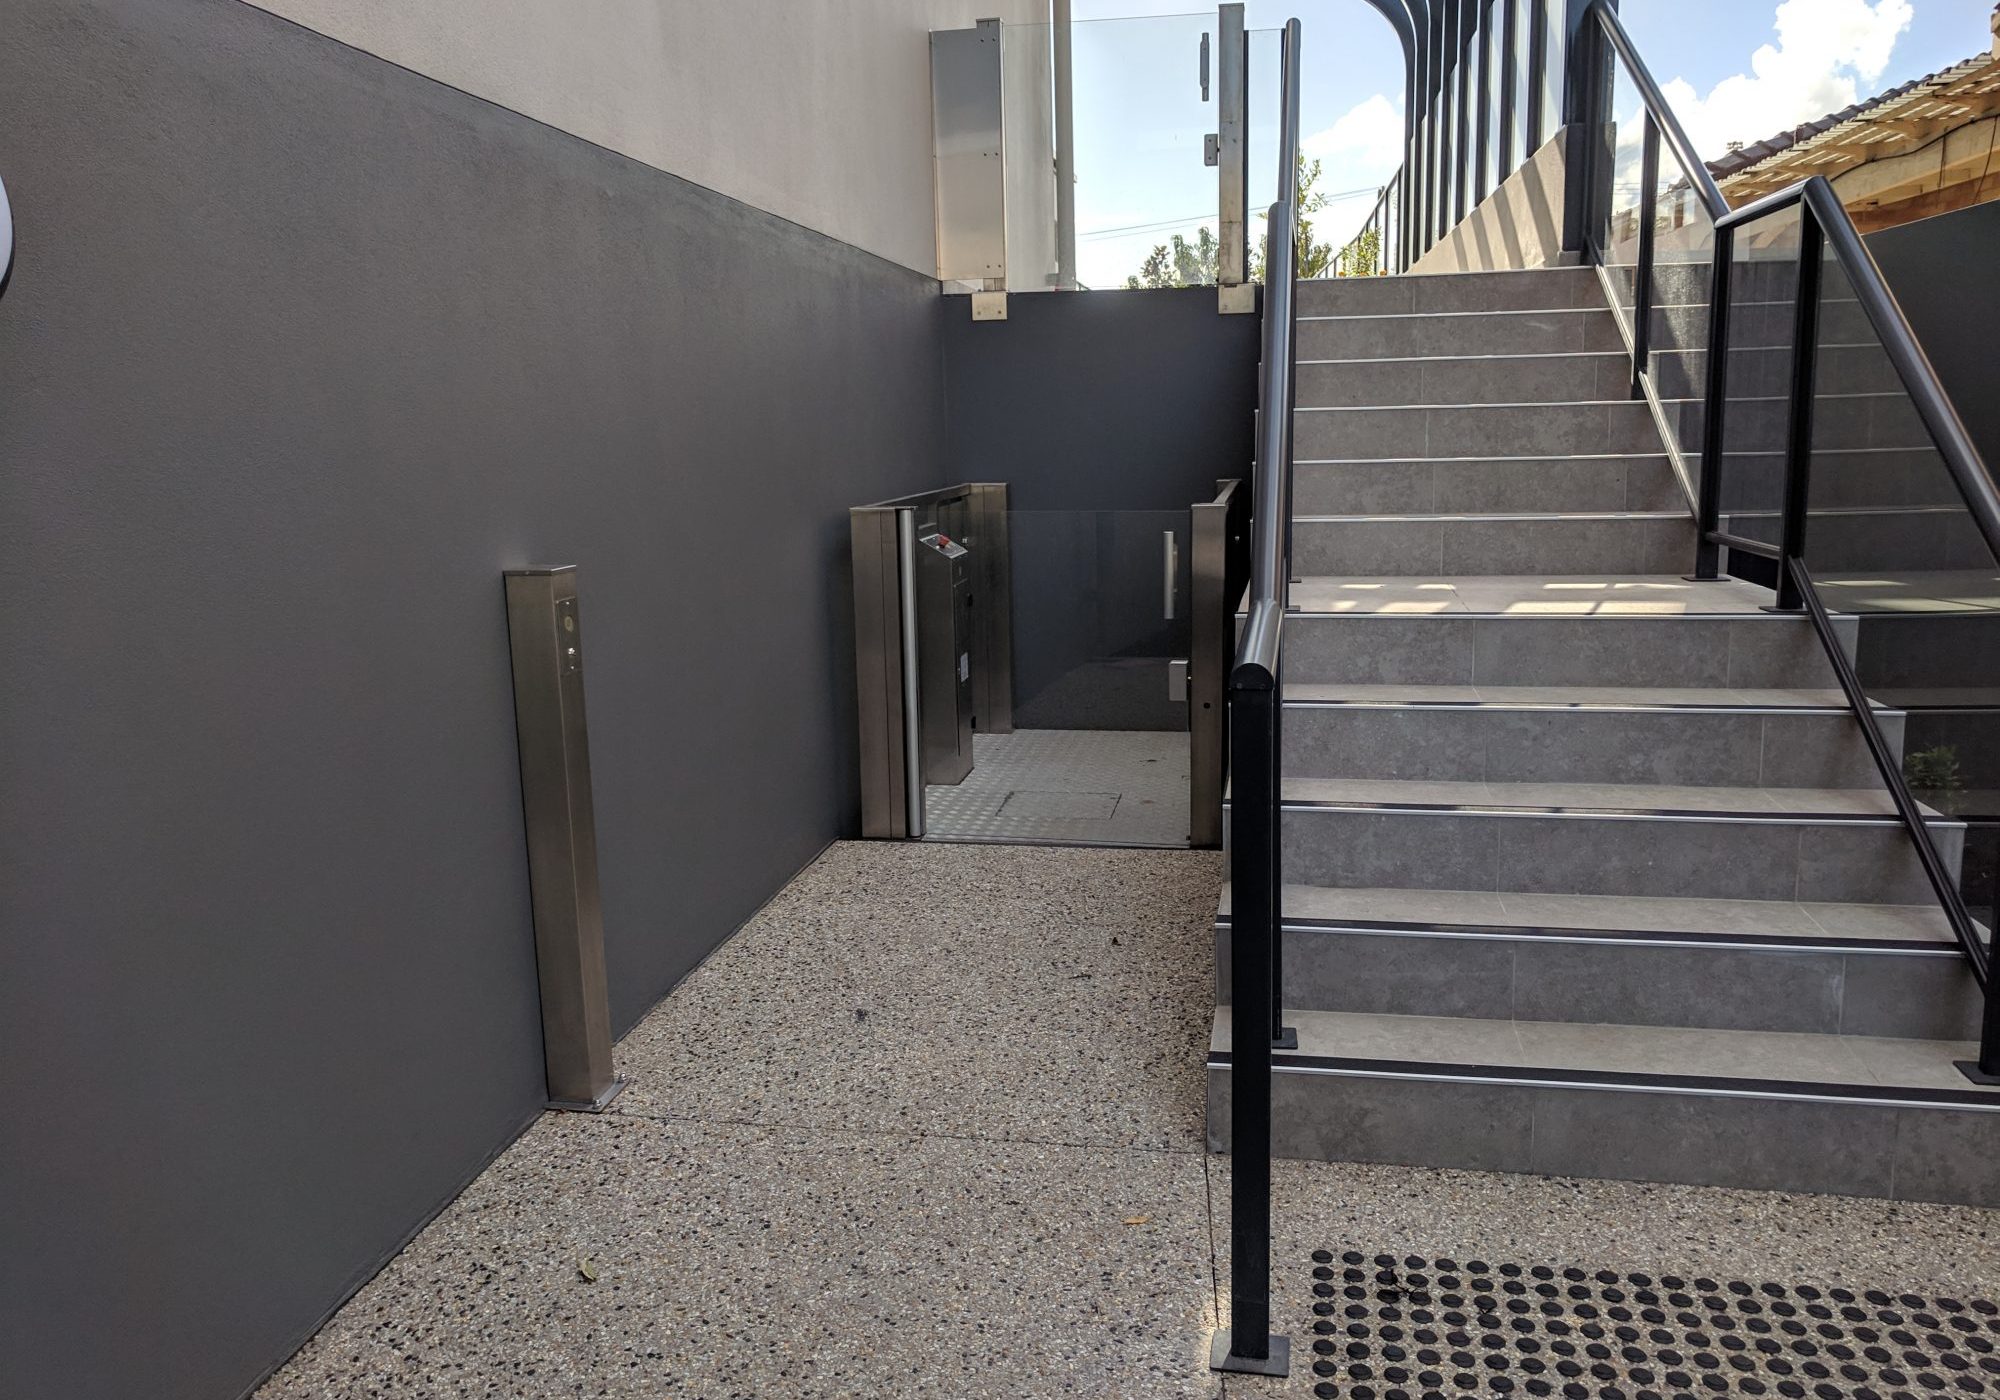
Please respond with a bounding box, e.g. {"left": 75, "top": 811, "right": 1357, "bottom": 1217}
{"left": 1125, "top": 157, "right": 1338, "bottom": 288}
{"left": 1125, "top": 226, "right": 1220, "bottom": 289}
{"left": 1337, "top": 225, "right": 1382, "bottom": 278}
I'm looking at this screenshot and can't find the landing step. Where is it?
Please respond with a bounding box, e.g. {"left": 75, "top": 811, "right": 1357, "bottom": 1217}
{"left": 1275, "top": 777, "right": 1908, "bottom": 820}
{"left": 1271, "top": 781, "right": 1948, "bottom": 904}
{"left": 1204, "top": 1007, "right": 2000, "bottom": 1203}
{"left": 1282, "top": 682, "right": 1855, "bottom": 710}
{"left": 1216, "top": 884, "right": 1961, "bottom": 947}
{"left": 1290, "top": 514, "right": 1694, "bottom": 579}
{"left": 1278, "top": 689, "right": 1893, "bottom": 788}
{"left": 1282, "top": 573, "right": 1778, "bottom": 616}
{"left": 1211, "top": 886, "right": 1983, "bottom": 1040}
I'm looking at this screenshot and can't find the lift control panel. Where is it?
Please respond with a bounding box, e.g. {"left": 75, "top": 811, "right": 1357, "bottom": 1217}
{"left": 916, "top": 530, "right": 975, "bottom": 786}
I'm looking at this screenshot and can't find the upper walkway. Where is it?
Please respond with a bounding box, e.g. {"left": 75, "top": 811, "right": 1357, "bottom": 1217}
{"left": 259, "top": 843, "right": 2000, "bottom": 1398}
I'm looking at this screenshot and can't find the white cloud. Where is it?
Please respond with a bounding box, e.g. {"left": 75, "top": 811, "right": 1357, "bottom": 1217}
{"left": 1659, "top": 0, "right": 1914, "bottom": 161}
{"left": 1302, "top": 93, "right": 1405, "bottom": 175}
{"left": 1300, "top": 93, "right": 1407, "bottom": 245}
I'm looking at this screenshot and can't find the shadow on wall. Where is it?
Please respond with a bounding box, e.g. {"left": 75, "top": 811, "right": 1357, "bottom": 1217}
{"left": 1412, "top": 128, "right": 1570, "bottom": 275}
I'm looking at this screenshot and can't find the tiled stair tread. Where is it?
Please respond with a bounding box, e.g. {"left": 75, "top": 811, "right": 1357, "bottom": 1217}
{"left": 1279, "top": 776, "right": 1909, "bottom": 818}
{"left": 1294, "top": 511, "right": 1686, "bottom": 523}
{"left": 1282, "top": 682, "right": 1857, "bottom": 710}
{"left": 1298, "top": 306, "right": 1614, "bottom": 324}
{"left": 1285, "top": 574, "right": 1777, "bottom": 615}
{"left": 1298, "top": 349, "right": 1630, "bottom": 367}
{"left": 1215, "top": 882, "right": 1962, "bottom": 945}
{"left": 1208, "top": 1005, "right": 1997, "bottom": 1098}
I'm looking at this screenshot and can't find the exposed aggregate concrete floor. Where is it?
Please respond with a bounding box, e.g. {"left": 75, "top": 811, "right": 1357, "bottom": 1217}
{"left": 259, "top": 842, "right": 2000, "bottom": 1399}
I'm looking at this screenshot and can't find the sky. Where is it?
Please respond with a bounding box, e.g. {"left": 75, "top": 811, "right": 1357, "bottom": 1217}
{"left": 1057, "top": 0, "right": 1996, "bottom": 286}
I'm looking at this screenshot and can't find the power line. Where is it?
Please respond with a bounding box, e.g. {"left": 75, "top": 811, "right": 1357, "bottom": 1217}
{"left": 1077, "top": 185, "right": 1385, "bottom": 241}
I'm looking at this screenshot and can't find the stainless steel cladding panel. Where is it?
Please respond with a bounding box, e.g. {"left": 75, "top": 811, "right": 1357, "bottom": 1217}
{"left": 932, "top": 21, "right": 1007, "bottom": 285}
{"left": 502, "top": 567, "right": 623, "bottom": 1111}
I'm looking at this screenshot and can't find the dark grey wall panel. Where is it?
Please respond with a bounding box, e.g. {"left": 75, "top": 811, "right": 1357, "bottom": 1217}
{"left": 941, "top": 287, "right": 1257, "bottom": 728}
{"left": 0, "top": 3, "right": 944, "bottom": 1398}
{"left": 1868, "top": 201, "right": 2000, "bottom": 472}
{"left": 941, "top": 286, "right": 1260, "bottom": 512}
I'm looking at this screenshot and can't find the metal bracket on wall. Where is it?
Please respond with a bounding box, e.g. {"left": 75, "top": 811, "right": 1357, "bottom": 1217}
{"left": 971, "top": 290, "right": 1008, "bottom": 321}
{"left": 503, "top": 567, "right": 625, "bottom": 1113}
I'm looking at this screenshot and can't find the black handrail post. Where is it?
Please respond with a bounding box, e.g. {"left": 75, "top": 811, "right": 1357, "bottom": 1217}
{"left": 1212, "top": 669, "right": 1289, "bottom": 1376}
{"left": 1974, "top": 958, "right": 2000, "bottom": 1082}
{"left": 1629, "top": 116, "right": 1659, "bottom": 397}
{"left": 1768, "top": 215, "right": 1823, "bottom": 613}
{"left": 1688, "top": 221, "right": 1733, "bottom": 580}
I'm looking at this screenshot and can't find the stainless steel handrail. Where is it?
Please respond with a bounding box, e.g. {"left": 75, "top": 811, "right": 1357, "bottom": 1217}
{"left": 1234, "top": 19, "right": 1302, "bottom": 690}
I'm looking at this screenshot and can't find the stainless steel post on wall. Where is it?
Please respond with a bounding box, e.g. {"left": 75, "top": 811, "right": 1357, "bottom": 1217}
{"left": 502, "top": 567, "right": 624, "bottom": 1112}
{"left": 1053, "top": 0, "right": 1078, "bottom": 290}
{"left": 1215, "top": 3, "right": 1253, "bottom": 314}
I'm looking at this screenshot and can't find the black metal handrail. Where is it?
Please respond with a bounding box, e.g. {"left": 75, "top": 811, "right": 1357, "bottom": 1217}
{"left": 1210, "top": 13, "right": 1300, "bottom": 1381}
{"left": 1572, "top": 0, "right": 2000, "bottom": 1079}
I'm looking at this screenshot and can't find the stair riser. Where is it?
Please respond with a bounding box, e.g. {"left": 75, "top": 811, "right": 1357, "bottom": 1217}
{"left": 1282, "top": 616, "right": 1848, "bottom": 690}
{"left": 1282, "top": 705, "right": 1897, "bottom": 787}
{"left": 1718, "top": 448, "right": 1968, "bottom": 512}
{"left": 1214, "top": 925, "right": 1982, "bottom": 1039}
{"left": 1606, "top": 260, "right": 1813, "bottom": 307}
{"left": 1294, "top": 457, "right": 1684, "bottom": 516}
{"left": 1653, "top": 344, "right": 1905, "bottom": 401}
{"left": 1668, "top": 394, "right": 1930, "bottom": 455}
{"left": 1297, "top": 268, "right": 1607, "bottom": 316}
{"left": 1279, "top": 807, "right": 1955, "bottom": 904}
{"left": 1297, "top": 401, "right": 1665, "bottom": 460}
{"left": 1299, "top": 310, "right": 1626, "bottom": 359}
{"left": 1292, "top": 515, "right": 1691, "bottom": 577}
{"left": 1296, "top": 353, "right": 1631, "bottom": 408}
{"left": 1652, "top": 298, "right": 1874, "bottom": 350}
{"left": 1720, "top": 508, "right": 1995, "bottom": 574}
{"left": 1207, "top": 1068, "right": 2000, "bottom": 1205}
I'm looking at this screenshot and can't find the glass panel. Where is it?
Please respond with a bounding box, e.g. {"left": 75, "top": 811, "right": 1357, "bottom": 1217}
{"left": 1246, "top": 26, "right": 1284, "bottom": 279}
{"left": 1641, "top": 137, "right": 1717, "bottom": 507}
{"left": 922, "top": 509, "right": 1195, "bottom": 847}
{"left": 1801, "top": 239, "right": 2000, "bottom": 951}
{"left": 990, "top": 16, "right": 1285, "bottom": 293}
{"left": 1715, "top": 204, "right": 1803, "bottom": 552}
{"left": 1600, "top": 49, "right": 1641, "bottom": 335}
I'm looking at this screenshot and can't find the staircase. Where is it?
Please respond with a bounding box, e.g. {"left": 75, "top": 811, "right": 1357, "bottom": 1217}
{"left": 1209, "top": 264, "right": 2000, "bottom": 1207}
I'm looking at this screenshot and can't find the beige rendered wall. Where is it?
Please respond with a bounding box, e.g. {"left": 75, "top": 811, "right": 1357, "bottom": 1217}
{"left": 1411, "top": 130, "right": 1573, "bottom": 275}
{"left": 244, "top": 0, "right": 1043, "bottom": 275}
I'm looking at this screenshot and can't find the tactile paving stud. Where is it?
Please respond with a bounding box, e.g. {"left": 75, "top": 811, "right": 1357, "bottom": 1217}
{"left": 1304, "top": 1252, "right": 1998, "bottom": 1399}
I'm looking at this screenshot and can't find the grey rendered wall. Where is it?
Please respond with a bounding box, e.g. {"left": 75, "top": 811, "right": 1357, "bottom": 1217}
{"left": 1867, "top": 200, "right": 2000, "bottom": 473}
{"left": 0, "top": 3, "right": 945, "bottom": 1398}
{"left": 941, "top": 285, "right": 1260, "bottom": 727}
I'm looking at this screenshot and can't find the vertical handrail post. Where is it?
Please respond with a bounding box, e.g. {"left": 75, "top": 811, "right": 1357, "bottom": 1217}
{"left": 1770, "top": 215, "right": 1823, "bottom": 613}
{"left": 1689, "top": 221, "right": 1734, "bottom": 579}
{"left": 1214, "top": 673, "right": 1285, "bottom": 1374}
{"left": 1629, "top": 116, "right": 1659, "bottom": 396}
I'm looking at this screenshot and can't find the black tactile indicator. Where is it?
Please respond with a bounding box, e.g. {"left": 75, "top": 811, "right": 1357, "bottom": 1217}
{"left": 1303, "top": 1249, "right": 2000, "bottom": 1400}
